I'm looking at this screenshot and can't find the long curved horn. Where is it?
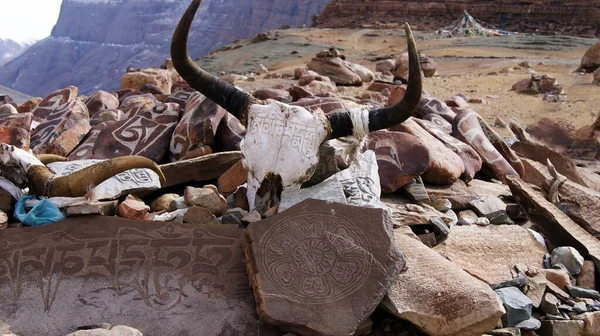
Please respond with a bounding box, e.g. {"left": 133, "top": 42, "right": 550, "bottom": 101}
{"left": 328, "top": 23, "right": 422, "bottom": 139}
{"left": 171, "top": 0, "right": 255, "bottom": 120}
{"left": 26, "top": 156, "right": 166, "bottom": 197}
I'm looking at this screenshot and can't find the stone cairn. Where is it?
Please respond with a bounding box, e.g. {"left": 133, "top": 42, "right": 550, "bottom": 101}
{"left": 0, "top": 48, "right": 600, "bottom": 336}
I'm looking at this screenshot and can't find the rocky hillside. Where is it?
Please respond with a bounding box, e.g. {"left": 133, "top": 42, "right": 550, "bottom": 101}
{"left": 0, "top": 0, "right": 331, "bottom": 97}
{"left": 314, "top": 0, "right": 600, "bottom": 37}
{"left": 0, "top": 39, "right": 33, "bottom": 67}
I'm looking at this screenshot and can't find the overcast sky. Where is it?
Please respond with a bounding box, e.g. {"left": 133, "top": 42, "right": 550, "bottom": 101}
{"left": 0, "top": 0, "right": 63, "bottom": 42}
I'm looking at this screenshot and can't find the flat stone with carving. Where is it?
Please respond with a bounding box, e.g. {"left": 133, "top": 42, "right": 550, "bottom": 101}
{"left": 243, "top": 198, "right": 404, "bottom": 336}
{"left": 0, "top": 217, "right": 268, "bottom": 335}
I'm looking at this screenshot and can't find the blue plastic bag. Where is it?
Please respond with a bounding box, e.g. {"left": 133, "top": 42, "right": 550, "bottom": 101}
{"left": 14, "top": 195, "right": 66, "bottom": 226}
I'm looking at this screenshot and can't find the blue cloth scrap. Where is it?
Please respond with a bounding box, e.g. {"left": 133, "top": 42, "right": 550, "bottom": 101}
{"left": 14, "top": 195, "right": 66, "bottom": 226}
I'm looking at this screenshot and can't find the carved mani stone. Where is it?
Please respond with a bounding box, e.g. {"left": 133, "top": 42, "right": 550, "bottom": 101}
{"left": 453, "top": 109, "right": 518, "bottom": 184}
{"left": 0, "top": 217, "right": 264, "bottom": 336}
{"left": 170, "top": 92, "right": 226, "bottom": 161}
{"left": 366, "top": 130, "right": 432, "bottom": 193}
{"left": 83, "top": 90, "right": 119, "bottom": 117}
{"left": 93, "top": 103, "right": 179, "bottom": 162}
{"left": 243, "top": 199, "right": 404, "bottom": 336}
{"left": 0, "top": 126, "right": 29, "bottom": 150}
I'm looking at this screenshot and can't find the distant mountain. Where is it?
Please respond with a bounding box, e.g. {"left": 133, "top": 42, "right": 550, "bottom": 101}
{"left": 0, "top": 39, "right": 34, "bottom": 67}
{"left": 0, "top": 0, "right": 332, "bottom": 97}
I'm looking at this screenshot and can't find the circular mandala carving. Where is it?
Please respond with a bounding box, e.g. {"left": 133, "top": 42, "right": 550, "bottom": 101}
{"left": 260, "top": 212, "right": 372, "bottom": 303}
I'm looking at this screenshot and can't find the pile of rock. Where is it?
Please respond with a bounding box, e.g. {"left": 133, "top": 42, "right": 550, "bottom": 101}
{"left": 1, "top": 52, "right": 600, "bottom": 336}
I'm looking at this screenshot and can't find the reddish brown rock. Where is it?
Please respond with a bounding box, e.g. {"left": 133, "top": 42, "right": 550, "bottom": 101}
{"left": 83, "top": 90, "right": 119, "bottom": 116}
{"left": 17, "top": 97, "right": 42, "bottom": 113}
{"left": 30, "top": 98, "right": 91, "bottom": 157}
{"left": 67, "top": 121, "right": 113, "bottom": 161}
{"left": 367, "top": 81, "right": 396, "bottom": 93}
{"left": 453, "top": 109, "right": 518, "bottom": 183}
{"left": 375, "top": 59, "right": 395, "bottom": 73}
{"left": 417, "top": 91, "right": 457, "bottom": 122}
{"left": 382, "top": 226, "right": 504, "bottom": 336}
{"left": 434, "top": 225, "right": 548, "bottom": 285}
{"left": 218, "top": 161, "right": 249, "bottom": 196}
{"left": 184, "top": 206, "right": 219, "bottom": 225}
{"left": 116, "top": 195, "right": 150, "bottom": 219}
{"left": 0, "top": 126, "right": 29, "bottom": 149}
{"left": 392, "top": 117, "right": 464, "bottom": 185}
{"left": 252, "top": 88, "right": 292, "bottom": 103}
{"left": 306, "top": 57, "right": 362, "bottom": 86}
{"left": 357, "top": 91, "right": 387, "bottom": 105}
{"left": 577, "top": 260, "right": 596, "bottom": 290}
{"left": 294, "top": 66, "right": 309, "bottom": 79}
{"left": 0, "top": 113, "right": 32, "bottom": 131}
{"left": 367, "top": 130, "right": 431, "bottom": 193}
{"left": 30, "top": 86, "right": 78, "bottom": 120}
{"left": 423, "top": 113, "right": 452, "bottom": 134}
{"left": 528, "top": 117, "right": 575, "bottom": 147}
{"left": 288, "top": 85, "right": 314, "bottom": 101}
{"left": 507, "top": 175, "right": 600, "bottom": 274}
{"left": 594, "top": 67, "right": 600, "bottom": 85}
{"left": 93, "top": 103, "right": 179, "bottom": 162}
{"left": 478, "top": 115, "right": 525, "bottom": 177}
{"left": 170, "top": 92, "right": 226, "bottom": 161}
{"left": 414, "top": 118, "right": 482, "bottom": 182}
{"left": 386, "top": 85, "right": 406, "bottom": 107}
{"left": 214, "top": 112, "right": 246, "bottom": 152}
{"left": 577, "top": 42, "right": 600, "bottom": 72}
{"left": 243, "top": 199, "right": 404, "bottom": 336}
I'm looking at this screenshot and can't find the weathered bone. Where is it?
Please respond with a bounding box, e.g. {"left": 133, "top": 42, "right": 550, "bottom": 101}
{"left": 171, "top": 0, "right": 422, "bottom": 209}
{"left": 0, "top": 143, "right": 166, "bottom": 198}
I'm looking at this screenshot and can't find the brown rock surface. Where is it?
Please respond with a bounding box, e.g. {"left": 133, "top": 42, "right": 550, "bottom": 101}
{"left": 392, "top": 117, "right": 464, "bottom": 185}
{"left": 434, "top": 225, "right": 548, "bottom": 285}
{"left": 413, "top": 117, "right": 482, "bottom": 182}
{"left": 84, "top": 90, "right": 119, "bottom": 116}
{"left": 0, "top": 216, "right": 262, "bottom": 335}
{"left": 116, "top": 195, "right": 150, "bottom": 220}
{"left": 17, "top": 97, "right": 42, "bottom": 113}
{"left": 577, "top": 42, "right": 600, "bottom": 72}
{"left": 453, "top": 109, "right": 518, "bottom": 183}
{"left": 184, "top": 186, "right": 227, "bottom": 217}
{"left": 0, "top": 126, "right": 29, "bottom": 150}
{"left": 170, "top": 93, "right": 226, "bottom": 161}
{"left": 306, "top": 57, "right": 362, "bottom": 86}
{"left": 218, "top": 160, "right": 249, "bottom": 195}
{"left": 381, "top": 226, "right": 504, "bottom": 336}
{"left": 243, "top": 199, "right": 404, "bottom": 336}
{"left": 366, "top": 130, "right": 431, "bottom": 193}
{"left": 184, "top": 206, "right": 220, "bottom": 225}
{"left": 507, "top": 175, "right": 600, "bottom": 273}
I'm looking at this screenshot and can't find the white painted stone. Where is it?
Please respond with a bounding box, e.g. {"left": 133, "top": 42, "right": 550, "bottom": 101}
{"left": 240, "top": 100, "right": 329, "bottom": 209}
{"left": 48, "top": 159, "right": 161, "bottom": 201}
{"left": 336, "top": 150, "right": 386, "bottom": 209}
{"left": 278, "top": 174, "right": 347, "bottom": 212}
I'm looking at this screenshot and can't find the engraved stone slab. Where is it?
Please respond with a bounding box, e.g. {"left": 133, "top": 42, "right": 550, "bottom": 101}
{"left": 243, "top": 199, "right": 404, "bottom": 336}
{"left": 381, "top": 226, "right": 504, "bottom": 336}
{"left": 93, "top": 103, "right": 179, "bottom": 162}
{"left": 0, "top": 217, "right": 264, "bottom": 336}
{"left": 434, "top": 225, "right": 548, "bottom": 285}
{"left": 48, "top": 160, "right": 161, "bottom": 200}
{"left": 170, "top": 92, "right": 226, "bottom": 161}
